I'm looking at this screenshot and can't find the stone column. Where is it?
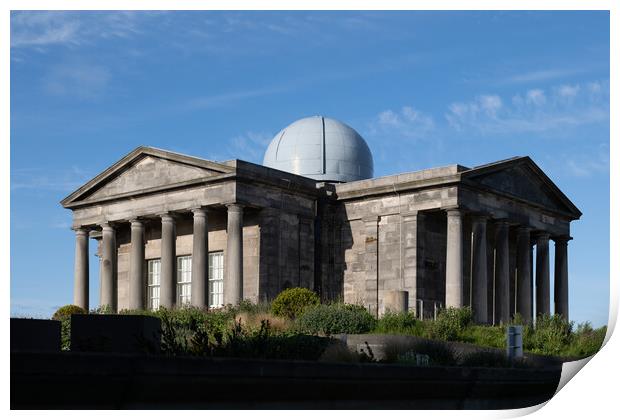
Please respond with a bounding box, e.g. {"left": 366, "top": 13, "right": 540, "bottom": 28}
{"left": 225, "top": 204, "right": 244, "bottom": 306}
{"left": 494, "top": 220, "right": 510, "bottom": 324}
{"left": 402, "top": 212, "right": 424, "bottom": 315}
{"left": 73, "top": 227, "right": 89, "bottom": 311}
{"left": 128, "top": 219, "right": 145, "bottom": 310}
{"left": 100, "top": 223, "right": 117, "bottom": 311}
{"left": 160, "top": 213, "right": 177, "bottom": 309}
{"left": 471, "top": 215, "right": 488, "bottom": 324}
{"left": 363, "top": 216, "right": 379, "bottom": 317}
{"left": 554, "top": 237, "right": 570, "bottom": 320}
{"left": 445, "top": 209, "right": 463, "bottom": 308}
{"left": 535, "top": 233, "right": 551, "bottom": 317}
{"left": 516, "top": 227, "right": 532, "bottom": 323}
{"left": 191, "top": 208, "right": 209, "bottom": 309}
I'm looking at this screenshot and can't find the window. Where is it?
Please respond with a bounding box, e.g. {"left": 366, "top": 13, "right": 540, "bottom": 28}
{"left": 177, "top": 256, "right": 192, "bottom": 306}
{"left": 147, "top": 259, "right": 161, "bottom": 310}
{"left": 209, "top": 251, "right": 224, "bottom": 308}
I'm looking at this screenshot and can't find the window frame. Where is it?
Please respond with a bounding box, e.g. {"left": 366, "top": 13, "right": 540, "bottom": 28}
{"left": 147, "top": 258, "right": 161, "bottom": 311}
{"left": 208, "top": 251, "right": 224, "bottom": 309}
{"left": 176, "top": 255, "right": 192, "bottom": 307}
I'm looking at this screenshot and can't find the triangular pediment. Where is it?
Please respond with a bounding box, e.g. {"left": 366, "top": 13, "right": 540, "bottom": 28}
{"left": 61, "top": 146, "right": 233, "bottom": 207}
{"left": 462, "top": 157, "right": 581, "bottom": 219}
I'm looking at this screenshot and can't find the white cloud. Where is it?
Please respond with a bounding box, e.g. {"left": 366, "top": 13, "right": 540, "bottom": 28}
{"left": 445, "top": 81, "right": 608, "bottom": 135}
{"left": 558, "top": 84, "right": 580, "bottom": 98}
{"left": 370, "top": 105, "right": 435, "bottom": 140}
{"left": 526, "top": 89, "right": 546, "bottom": 106}
{"left": 479, "top": 95, "right": 502, "bottom": 115}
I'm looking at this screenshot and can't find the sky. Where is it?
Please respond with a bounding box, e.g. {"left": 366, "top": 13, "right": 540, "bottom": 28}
{"left": 9, "top": 10, "right": 610, "bottom": 327}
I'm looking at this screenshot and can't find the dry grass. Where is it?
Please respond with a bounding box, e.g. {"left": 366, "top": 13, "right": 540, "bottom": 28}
{"left": 234, "top": 311, "right": 292, "bottom": 333}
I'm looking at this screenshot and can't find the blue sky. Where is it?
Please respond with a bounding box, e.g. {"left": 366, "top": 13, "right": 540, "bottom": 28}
{"left": 10, "top": 11, "right": 610, "bottom": 327}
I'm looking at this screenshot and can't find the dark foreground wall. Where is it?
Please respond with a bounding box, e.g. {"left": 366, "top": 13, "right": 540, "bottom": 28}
{"left": 11, "top": 351, "right": 561, "bottom": 409}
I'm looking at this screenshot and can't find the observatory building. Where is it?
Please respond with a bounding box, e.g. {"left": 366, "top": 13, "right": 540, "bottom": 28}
{"left": 61, "top": 116, "right": 581, "bottom": 324}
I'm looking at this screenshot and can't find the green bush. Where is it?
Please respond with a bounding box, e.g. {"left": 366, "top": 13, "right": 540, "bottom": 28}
{"left": 430, "top": 306, "right": 473, "bottom": 341}
{"left": 375, "top": 311, "right": 423, "bottom": 335}
{"left": 52, "top": 304, "right": 86, "bottom": 320}
{"left": 527, "top": 314, "right": 573, "bottom": 355}
{"left": 271, "top": 287, "right": 320, "bottom": 319}
{"left": 296, "top": 303, "right": 377, "bottom": 335}
{"left": 565, "top": 322, "right": 606, "bottom": 357}
{"left": 459, "top": 325, "right": 505, "bottom": 349}
{"left": 52, "top": 304, "right": 87, "bottom": 351}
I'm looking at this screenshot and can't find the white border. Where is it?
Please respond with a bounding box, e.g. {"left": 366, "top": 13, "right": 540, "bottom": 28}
{"left": 3, "top": 1, "right": 616, "bottom": 419}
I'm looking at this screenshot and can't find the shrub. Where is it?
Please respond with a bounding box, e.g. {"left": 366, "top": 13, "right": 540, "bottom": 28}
{"left": 235, "top": 299, "right": 272, "bottom": 316}
{"left": 52, "top": 304, "right": 86, "bottom": 321}
{"left": 235, "top": 311, "right": 292, "bottom": 334}
{"left": 271, "top": 287, "right": 320, "bottom": 319}
{"left": 566, "top": 323, "right": 606, "bottom": 357}
{"left": 52, "top": 305, "right": 87, "bottom": 351}
{"left": 296, "top": 303, "right": 377, "bottom": 335}
{"left": 528, "top": 314, "right": 573, "bottom": 355}
{"left": 459, "top": 325, "right": 505, "bottom": 349}
{"left": 430, "top": 306, "right": 473, "bottom": 341}
{"left": 375, "top": 311, "right": 422, "bottom": 335}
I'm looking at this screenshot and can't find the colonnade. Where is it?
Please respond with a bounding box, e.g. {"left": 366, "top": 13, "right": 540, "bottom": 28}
{"left": 72, "top": 204, "right": 245, "bottom": 312}
{"left": 443, "top": 208, "right": 570, "bottom": 324}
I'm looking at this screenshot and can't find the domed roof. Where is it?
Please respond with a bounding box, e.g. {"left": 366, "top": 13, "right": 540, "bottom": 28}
{"left": 262, "top": 116, "right": 374, "bottom": 183}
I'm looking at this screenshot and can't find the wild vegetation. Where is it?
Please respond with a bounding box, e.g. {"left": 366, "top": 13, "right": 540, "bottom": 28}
{"left": 52, "top": 288, "right": 606, "bottom": 363}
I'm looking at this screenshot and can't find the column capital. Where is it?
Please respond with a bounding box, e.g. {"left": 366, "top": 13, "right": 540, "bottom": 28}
{"left": 536, "top": 232, "right": 551, "bottom": 241}
{"left": 72, "top": 226, "right": 89, "bottom": 236}
{"left": 444, "top": 207, "right": 464, "bottom": 217}
{"left": 159, "top": 212, "right": 177, "bottom": 223}
{"left": 226, "top": 203, "right": 244, "bottom": 213}
{"left": 553, "top": 235, "right": 572, "bottom": 244}
{"left": 493, "top": 218, "right": 511, "bottom": 227}
{"left": 100, "top": 222, "right": 116, "bottom": 231}
{"left": 191, "top": 207, "right": 208, "bottom": 217}
{"left": 129, "top": 218, "right": 145, "bottom": 227}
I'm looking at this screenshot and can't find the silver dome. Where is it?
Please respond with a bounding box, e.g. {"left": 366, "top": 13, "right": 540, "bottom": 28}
{"left": 262, "top": 116, "right": 374, "bottom": 183}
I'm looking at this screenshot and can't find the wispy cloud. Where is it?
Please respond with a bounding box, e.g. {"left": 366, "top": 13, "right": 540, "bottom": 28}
{"left": 501, "top": 68, "right": 585, "bottom": 84}
{"left": 11, "top": 166, "right": 92, "bottom": 193}
{"left": 11, "top": 11, "right": 155, "bottom": 50}
{"left": 228, "top": 131, "right": 273, "bottom": 163}
{"left": 368, "top": 105, "right": 435, "bottom": 140}
{"left": 445, "top": 80, "right": 609, "bottom": 135}
{"left": 187, "top": 86, "right": 289, "bottom": 110}
{"left": 564, "top": 143, "right": 609, "bottom": 178}
{"left": 44, "top": 63, "right": 110, "bottom": 99}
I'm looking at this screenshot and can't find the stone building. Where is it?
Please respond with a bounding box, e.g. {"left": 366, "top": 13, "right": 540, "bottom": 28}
{"left": 62, "top": 116, "right": 581, "bottom": 324}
